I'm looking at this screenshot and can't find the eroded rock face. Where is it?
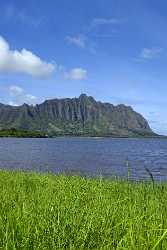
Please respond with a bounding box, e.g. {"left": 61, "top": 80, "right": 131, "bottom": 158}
{"left": 0, "top": 94, "right": 155, "bottom": 136}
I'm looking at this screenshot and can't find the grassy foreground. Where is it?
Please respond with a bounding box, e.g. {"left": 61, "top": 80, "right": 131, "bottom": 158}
{"left": 0, "top": 171, "right": 167, "bottom": 249}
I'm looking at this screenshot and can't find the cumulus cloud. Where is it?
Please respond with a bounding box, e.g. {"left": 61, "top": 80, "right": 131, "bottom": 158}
{"left": 66, "top": 35, "right": 86, "bottom": 48}
{"left": 8, "top": 85, "right": 38, "bottom": 106}
{"left": 0, "top": 36, "right": 55, "bottom": 78}
{"left": 140, "top": 48, "right": 163, "bottom": 60}
{"left": 64, "top": 68, "right": 87, "bottom": 80}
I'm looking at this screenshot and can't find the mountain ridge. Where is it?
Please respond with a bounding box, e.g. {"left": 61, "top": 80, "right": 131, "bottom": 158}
{"left": 0, "top": 94, "right": 156, "bottom": 137}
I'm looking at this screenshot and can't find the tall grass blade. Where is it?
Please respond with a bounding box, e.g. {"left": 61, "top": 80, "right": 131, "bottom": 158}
{"left": 153, "top": 229, "right": 167, "bottom": 249}
{"left": 144, "top": 166, "right": 155, "bottom": 185}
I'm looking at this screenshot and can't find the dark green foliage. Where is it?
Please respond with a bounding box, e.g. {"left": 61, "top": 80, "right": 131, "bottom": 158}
{"left": 0, "top": 128, "right": 47, "bottom": 138}
{"left": 0, "top": 94, "right": 156, "bottom": 137}
{"left": 0, "top": 171, "right": 167, "bottom": 249}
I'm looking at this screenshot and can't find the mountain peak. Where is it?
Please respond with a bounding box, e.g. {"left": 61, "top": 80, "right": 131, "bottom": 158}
{"left": 79, "top": 93, "right": 88, "bottom": 99}
{"left": 0, "top": 94, "right": 155, "bottom": 137}
{"left": 79, "top": 94, "right": 95, "bottom": 102}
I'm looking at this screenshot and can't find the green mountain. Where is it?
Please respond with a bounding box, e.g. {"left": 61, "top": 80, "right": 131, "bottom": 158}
{"left": 0, "top": 94, "right": 156, "bottom": 137}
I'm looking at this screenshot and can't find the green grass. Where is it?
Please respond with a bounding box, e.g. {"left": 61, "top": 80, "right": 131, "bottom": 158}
{"left": 0, "top": 171, "right": 167, "bottom": 249}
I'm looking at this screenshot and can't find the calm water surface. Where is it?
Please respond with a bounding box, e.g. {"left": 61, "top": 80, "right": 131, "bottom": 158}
{"left": 1, "top": 137, "right": 167, "bottom": 181}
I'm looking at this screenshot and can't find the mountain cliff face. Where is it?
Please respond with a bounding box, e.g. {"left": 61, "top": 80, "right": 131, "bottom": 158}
{"left": 0, "top": 94, "right": 155, "bottom": 137}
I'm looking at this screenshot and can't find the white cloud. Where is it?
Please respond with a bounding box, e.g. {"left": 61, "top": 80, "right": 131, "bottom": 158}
{"left": 8, "top": 101, "right": 19, "bottom": 106}
{"left": 3, "top": 4, "right": 44, "bottom": 28}
{"left": 140, "top": 48, "right": 163, "bottom": 60}
{"left": 64, "top": 68, "right": 87, "bottom": 80}
{"left": 8, "top": 85, "right": 38, "bottom": 106}
{"left": 9, "top": 85, "right": 24, "bottom": 96}
{"left": 66, "top": 35, "right": 86, "bottom": 48}
{"left": 0, "top": 36, "right": 55, "bottom": 78}
{"left": 91, "top": 18, "right": 121, "bottom": 28}
{"left": 66, "top": 34, "right": 96, "bottom": 54}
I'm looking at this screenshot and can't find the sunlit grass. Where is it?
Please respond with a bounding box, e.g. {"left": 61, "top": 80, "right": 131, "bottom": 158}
{"left": 0, "top": 170, "right": 166, "bottom": 249}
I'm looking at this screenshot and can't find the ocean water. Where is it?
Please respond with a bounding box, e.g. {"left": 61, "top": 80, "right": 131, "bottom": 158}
{"left": 1, "top": 137, "right": 167, "bottom": 181}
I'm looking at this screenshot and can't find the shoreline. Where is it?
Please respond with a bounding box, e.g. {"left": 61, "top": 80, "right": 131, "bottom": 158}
{"left": 0, "top": 135, "right": 166, "bottom": 139}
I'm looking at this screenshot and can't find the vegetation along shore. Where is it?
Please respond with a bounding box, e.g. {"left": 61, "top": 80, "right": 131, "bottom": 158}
{"left": 0, "top": 170, "right": 167, "bottom": 249}
{"left": 0, "top": 128, "right": 164, "bottom": 139}
{"left": 0, "top": 128, "right": 48, "bottom": 138}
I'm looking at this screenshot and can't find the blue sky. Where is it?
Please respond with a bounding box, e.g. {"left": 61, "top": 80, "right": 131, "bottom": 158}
{"left": 0, "top": 0, "right": 167, "bottom": 134}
